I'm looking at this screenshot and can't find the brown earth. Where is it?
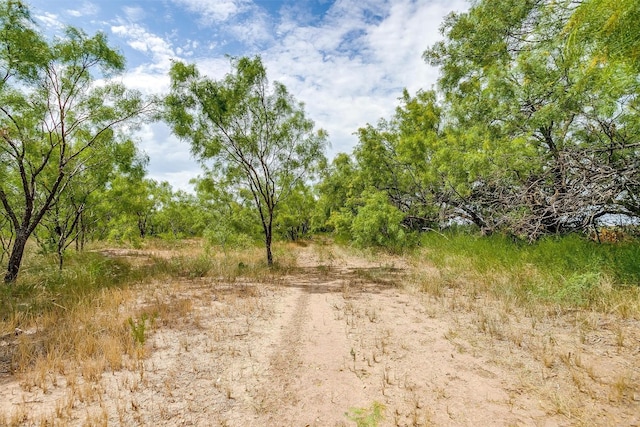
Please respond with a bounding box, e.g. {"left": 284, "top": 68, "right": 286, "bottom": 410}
{"left": 1, "top": 243, "right": 639, "bottom": 426}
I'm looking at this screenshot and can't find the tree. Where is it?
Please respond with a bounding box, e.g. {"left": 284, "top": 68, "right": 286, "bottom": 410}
{"left": 165, "top": 56, "right": 328, "bottom": 265}
{"left": 314, "top": 153, "right": 362, "bottom": 234}
{"left": 0, "top": 1, "right": 150, "bottom": 283}
{"left": 566, "top": 0, "right": 640, "bottom": 71}
{"left": 151, "top": 182, "right": 209, "bottom": 240}
{"left": 101, "top": 176, "right": 159, "bottom": 244}
{"left": 423, "top": 0, "right": 640, "bottom": 239}
{"left": 274, "top": 181, "right": 316, "bottom": 241}
{"left": 194, "top": 175, "right": 262, "bottom": 252}
{"left": 350, "top": 189, "right": 408, "bottom": 251}
{"left": 354, "top": 89, "right": 444, "bottom": 231}
{"left": 34, "top": 139, "right": 147, "bottom": 268}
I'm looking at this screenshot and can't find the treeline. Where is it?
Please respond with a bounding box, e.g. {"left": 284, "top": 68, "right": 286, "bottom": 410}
{"left": 315, "top": 0, "right": 640, "bottom": 246}
{"left": 1, "top": 0, "right": 639, "bottom": 283}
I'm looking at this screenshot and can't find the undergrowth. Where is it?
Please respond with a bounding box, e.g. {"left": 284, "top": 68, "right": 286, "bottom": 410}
{"left": 0, "top": 240, "right": 294, "bottom": 378}
{"left": 418, "top": 232, "right": 640, "bottom": 316}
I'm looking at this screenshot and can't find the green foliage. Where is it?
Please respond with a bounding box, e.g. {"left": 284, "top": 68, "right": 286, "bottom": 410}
{"left": 345, "top": 401, "right": 386, "bottom": 427}
{"left": 195, "top": 175, "right": 262, "bottom": 251}
{"left": 165, "top": 254, "right": 213, "bottom": 279}
{"left": 566, "top": 0, "right": 640, "bottom": 71}
{"left": 554, "top": 272, "right": 605, "bottom": 307}
{"left": 165, "top": 55, "right": 327, "bottom": 265}
{"left": 353, "top": 89, "right": 443, "bottom": 231}
{"left": 0, "top": 251, "right": 134, "bottom": 322}
{"left": 0, "top": 1, "right": 149, "bottom": 282}
{"left": 0, "top": 0, "right": 50, "bottom": 82}
{"left": 97, "top": 177, "right": 209, "bottom": 246}
{"left": 317, "top": 89, "right": 447, "bottom": 245}
{"left": 128, "top": 313, "right": 149, "bottom": 346}
{"left": 314, "top": 153, "right": 362, "bottom": 234}
{"left": 351, "top": 190, "right": 410, "bottom": 251}
{"left": 203, "top": 223, "right": 257, "bottom": 251}
{"left": 420, "top": 231, "right": 640, "bottom": 309}
{"left": 414, "top": 0, "right": 640, "bottom": 238}
{"left": 274, "top": 182, "right": 316, "bottom": 241}
{"left": 154, "top": 189, "right": 208, "bottom": 239}
{"left": 34, "top": 139, "right": 149, "bottom": 268}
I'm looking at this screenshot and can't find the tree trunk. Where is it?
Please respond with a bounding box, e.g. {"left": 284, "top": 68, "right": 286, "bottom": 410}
{"left": 4, "top": 230, "right": 28, "bottom": 283}
{"left": 79, "top": 213, "right": 86, "bottom": 251}
{"left": 260, "top": 207, "right": 275, "bottom": 267}
{"left": 57, "top": 235, "right": 66, "bottom": 271}
{"left": 265, "top": 227, "right": 273, "bottom": 266}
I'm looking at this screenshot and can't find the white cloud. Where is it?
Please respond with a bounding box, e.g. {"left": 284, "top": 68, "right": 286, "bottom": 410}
{"left": 228, "top": 10, "right": 273, "bottom": 47}
{"left": 257, "top": 0, "right": 469, "bottom": 157}
{"left": 35, "top": 12, "right": 65, "bottom": 29}
{"left": 171, "top": 0, "right": 251, "bottom": 23}
{"left": 122, "top": 6, "right": 145, "bottom": 22}
{"left": 118, "top": 70, "right": 170, "bottom": 96}
{"left": 111, "top": 23, "right": 177, "bottom": 74}
{"left": 66, "top": 2, "right": 99, "bottom": 18}
{"left": 137, "top": 123, "right": 199, "bottom": 192}
{"left": 365, "top": 0, "right": 463, "bottom": 93}
{"left": 103, "top": 0, "right": 470, "bottom": 190}
{"left": 172, "top": 0, "right": 273, "bottom": 47}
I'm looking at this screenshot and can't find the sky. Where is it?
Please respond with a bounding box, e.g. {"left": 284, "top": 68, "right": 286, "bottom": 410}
{"left": 27, "top": 0, "right": 469, "bottom": 192}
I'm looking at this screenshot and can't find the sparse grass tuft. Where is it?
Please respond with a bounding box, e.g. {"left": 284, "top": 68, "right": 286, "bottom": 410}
{"left": 128, "top": 313, "right": 150, "bottom": 346}
{"left": 346, "top": 401, "right": 386, "bottom": 427}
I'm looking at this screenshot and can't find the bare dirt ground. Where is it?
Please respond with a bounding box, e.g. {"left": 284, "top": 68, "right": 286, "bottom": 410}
{"left": 1, "top": 243, "right": 639, "bottom": 426}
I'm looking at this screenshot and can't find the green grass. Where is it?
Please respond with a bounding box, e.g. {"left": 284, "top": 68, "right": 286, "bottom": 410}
{"left": 345, "top": 401, "right": 386, "bottom": 427}
{"left": 0, "top": 251, "right": 137, "bottom": 324}
{"left": 418, "top": 231, "right": 640, "bottom": 314}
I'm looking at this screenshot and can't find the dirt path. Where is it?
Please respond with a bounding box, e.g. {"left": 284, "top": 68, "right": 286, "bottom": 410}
{"left": 1, "top": 243, "right": 639, "bottom": 426}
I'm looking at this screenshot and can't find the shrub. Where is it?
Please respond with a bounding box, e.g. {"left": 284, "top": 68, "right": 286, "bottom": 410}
{"left": 351, "top": 190, "right": 412, "bottom": 251}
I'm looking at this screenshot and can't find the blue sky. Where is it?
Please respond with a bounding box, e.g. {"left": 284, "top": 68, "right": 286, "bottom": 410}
{"left": 28, "top": 0, "right": 469, "bottom": 191}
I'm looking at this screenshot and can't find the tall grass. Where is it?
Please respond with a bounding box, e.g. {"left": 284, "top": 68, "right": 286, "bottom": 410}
{"left": 418, "top": 232, "right": 640, "bottom": 315}
{"left": 1, "top": 240, "right": 296, "bottom": 330}
{"left": 0, "top": 252, "right": 136, "bottom": 325}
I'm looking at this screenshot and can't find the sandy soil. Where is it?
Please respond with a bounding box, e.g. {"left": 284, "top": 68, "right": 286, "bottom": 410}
{"left": 1, "top": 243, "right": 639, "bottom": 426}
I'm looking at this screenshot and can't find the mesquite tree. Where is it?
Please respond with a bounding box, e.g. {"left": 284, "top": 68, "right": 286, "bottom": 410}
{"left": 165, "top": 56, "right": 327, "bottom": 265}
{"left": 422, "top": 0, "right": 640, "bottom": 238}
{"left": 0, "top": 1, "right": 149, "bottom": 283}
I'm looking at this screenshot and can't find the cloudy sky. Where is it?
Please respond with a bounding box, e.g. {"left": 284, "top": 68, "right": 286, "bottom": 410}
{"left": 28, "top": 0, "right": 469, "bottom": 191}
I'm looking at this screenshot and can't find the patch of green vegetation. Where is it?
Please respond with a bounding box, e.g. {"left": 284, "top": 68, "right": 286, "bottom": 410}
{"left": 345, "top": 401, "right": 386, "bottom": 427}
{"left": 128, "top": 313, "right": 150, "bottom": 346}
{"left": 0, "top": 251, "right": 137, "bottom": 322}
{"left": 419, "top": 231, "right": 640, "bottom": 313}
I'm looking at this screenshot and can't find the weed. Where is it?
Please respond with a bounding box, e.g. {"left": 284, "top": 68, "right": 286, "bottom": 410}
{"left": 128, "top": 313, "right": 149, "bottom": 346}
{"left": 345, "top": 401, "right": 386, "bottom": 427}
{"left": 610, "top": 373, "right": 634, "bottom": 402}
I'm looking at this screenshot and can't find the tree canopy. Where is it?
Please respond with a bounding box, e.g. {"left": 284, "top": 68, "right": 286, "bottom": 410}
{"left": 165, "top": 56, "right": 328, "bottom": 265}
{"left": 2, "top": 0, "right": 639, "bottom": 279}
{"left": 0, "top": 0, "right": 150, "bottom": 282}
{"left": 315, "top": 0, "right": 639, "bottom": 245}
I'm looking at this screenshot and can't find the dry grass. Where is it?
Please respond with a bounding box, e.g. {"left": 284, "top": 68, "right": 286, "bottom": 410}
{"left": 1, "top": 238, "right": 639, "bottom": 425}
{"left": 405, "top": 237, "right": 640, "bottom": 426}
{"left": 0, "top": 240, "right": 293, "bottom": 426}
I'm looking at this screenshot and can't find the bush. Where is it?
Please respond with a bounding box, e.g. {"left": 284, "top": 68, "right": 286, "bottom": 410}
{"left": 350, "top": 190, "right": 413, "bottom": 251}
